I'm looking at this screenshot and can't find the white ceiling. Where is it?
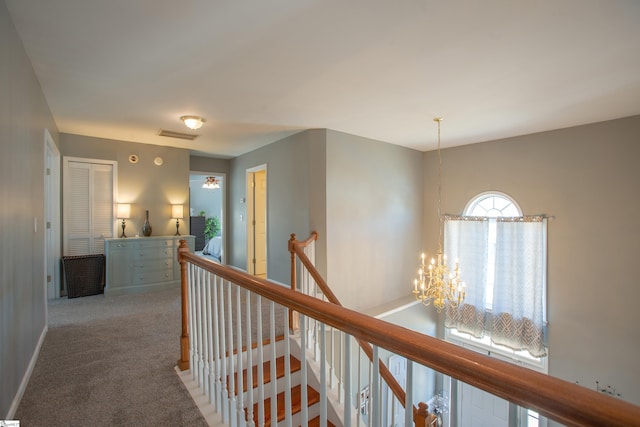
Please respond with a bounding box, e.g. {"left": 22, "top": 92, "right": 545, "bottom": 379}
{"left": 6, "top": 1, "right": 640, "bottom": 158}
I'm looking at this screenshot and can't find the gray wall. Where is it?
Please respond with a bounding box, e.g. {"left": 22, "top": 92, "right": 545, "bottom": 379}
{"left": 60, "top": 134, "right": 191, "bottom": 237}
{"left": 228, "top": 130, "right": 326, "bottom": 284}
{"left": 325, "top": 130, "right": 424, "bottom": 311}
{"left": 0, "top": 1, "right": 59, "bottom": 416}
{"left": 227, "top": 127, "right": 424, "bottom": 303}
{"left": 190, "top": 155, "right": 230, "bottom": 177}
{"left": 424, "top": 115, "right": 640, "bottom": 405}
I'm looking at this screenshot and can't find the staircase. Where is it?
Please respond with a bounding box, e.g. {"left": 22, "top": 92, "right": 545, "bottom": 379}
{"left": 178, "top": 334, "right": 340, "bottom": 426}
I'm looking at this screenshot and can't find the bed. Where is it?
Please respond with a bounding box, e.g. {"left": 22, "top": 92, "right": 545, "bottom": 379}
{"left": 201, "top": 236, "right": 222, "bottom": 262}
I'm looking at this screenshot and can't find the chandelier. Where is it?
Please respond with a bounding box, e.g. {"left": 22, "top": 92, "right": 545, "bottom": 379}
{"left": 413, "top": 117, "right": 465, "bottom": 312}
{"left": 202, "top": 176, "right": 220, "bottom": 189}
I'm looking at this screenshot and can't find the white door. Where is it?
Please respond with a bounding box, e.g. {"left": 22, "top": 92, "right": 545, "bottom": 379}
{"left": 63, "top": 158, "right": 117, "bottom": 256}
{"left": 459, "top": 382, "right": 509, "bottom": 427}
{"left": 387, "top": 355, "right": 407, "bottom": 426}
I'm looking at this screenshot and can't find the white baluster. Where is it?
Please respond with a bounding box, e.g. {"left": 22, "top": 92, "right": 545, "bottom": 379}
{"left": 344, "top": 333, "right": 352, "bottom": 427}
{"left": 269, "top": 301, "right": 277, "bottom": 427}
{"left": 212, "top": 274, "right": 222, "bottom": 412}
{"left": 338, "top": 330, "right": 343, "bottom": 403}
{"left": 320, "top": 322, "right": 327, "bottom": 426}
{"left": 226, "top": 281, "right": 237, "bottom": 426}
{"left": 245, "top": 289, "right": 255, "bottom": 427}
{"left": 283, "top": 306, "right": 292, "bottom": 427}
{"left": 300, "top": 314, "right": 308, "bottom": 427}
{"left": 196, "top": 268, "right": 204, "bottom": 388}
{"left": 219, "top": 279, "right": 229, "bottom": 423}
{"left": 255, "top": 295, "right": 265, "bottom": 427}
{"left": 329, "top": 326, "right": 336, "bottom": 390}
{"left": 372, "top": 345, "right": 380, "bottom": 427}
{"left": 201, "top": 270, "right": 210, "bottom": 398}
{"left": 235, "top": 284, "right": 245, "bottom": 426}
{"left": 405, "top": 360, "right": 413, "bottom": 427}
{"left": 206, "top": 273, "right": 215, "bottom": 406}
{"left": 188, "top": 264, "right": 196, "bottom": 381}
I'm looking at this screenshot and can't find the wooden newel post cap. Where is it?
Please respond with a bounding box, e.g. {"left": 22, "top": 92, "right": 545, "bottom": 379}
{"left": 414, "top": 402, "right": 430, "bottom": 427}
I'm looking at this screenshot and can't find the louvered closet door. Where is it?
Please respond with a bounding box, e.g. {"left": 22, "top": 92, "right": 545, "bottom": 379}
{"left": 64, "top": 159, "right": 116, "bottom": 256}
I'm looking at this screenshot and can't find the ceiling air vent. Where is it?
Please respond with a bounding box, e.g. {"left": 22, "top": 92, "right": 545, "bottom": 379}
{"left": 158, "top": 129, "right": 199, "bottom": 140}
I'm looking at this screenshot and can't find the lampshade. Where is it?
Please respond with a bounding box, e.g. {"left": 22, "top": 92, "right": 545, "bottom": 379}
{"left": 171, "top": 204, "right": 184, "bottom": 219}
{"left": 180, "top": 115, "right": 205, "bottom": 130}
{"left": 116, "top": 203, "right": 131, "bottom": 219}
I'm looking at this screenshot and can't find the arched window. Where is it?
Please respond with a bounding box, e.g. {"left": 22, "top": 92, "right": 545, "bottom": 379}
{"left": 464, "top": 191, "right": 521, "bottom": 217}
{"left": 464, "top": 192, "right": 521, "bottom": 309}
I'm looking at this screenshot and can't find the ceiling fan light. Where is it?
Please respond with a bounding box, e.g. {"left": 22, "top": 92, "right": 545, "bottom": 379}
{"left": 180, "top": 115, "right": 205, "bottom": 130}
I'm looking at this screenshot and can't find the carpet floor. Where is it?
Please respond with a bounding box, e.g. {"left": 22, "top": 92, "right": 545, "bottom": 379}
{"left": 15, "top": 287, "right": 207, "bottom": 426}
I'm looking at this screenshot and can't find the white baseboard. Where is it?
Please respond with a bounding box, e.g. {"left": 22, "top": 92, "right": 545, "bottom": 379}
{"left": 6, "top": 325, "right": 48, "bottom": 419}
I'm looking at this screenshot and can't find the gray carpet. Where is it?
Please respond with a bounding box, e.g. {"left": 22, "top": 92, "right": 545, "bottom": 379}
{"left": 15, "top": 287, "right": 207, "bottom": 427}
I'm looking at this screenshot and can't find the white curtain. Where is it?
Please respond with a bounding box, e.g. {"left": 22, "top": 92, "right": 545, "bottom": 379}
{"left": 444, "top": 216, "right": 547, "bottom": 358}
{"left": 492, "top": 217, "right": 547, "bottom": 357}
{"left": 444, "top": 217, "right": 489, "bottom": 338}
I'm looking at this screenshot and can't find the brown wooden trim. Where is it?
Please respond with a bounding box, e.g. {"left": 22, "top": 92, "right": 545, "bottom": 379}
{"left": 288, "top": 234, "right": 298, "bottom": 332}
{"left": 179, "top": 248, "right": 640, "bottom": 427}
{"left": 289, "top": 231, "right": 318, "bottom": 249}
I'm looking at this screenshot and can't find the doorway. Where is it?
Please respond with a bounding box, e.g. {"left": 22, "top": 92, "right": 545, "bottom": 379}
{"left": 189, "top": 172, "right": 225, "bottom": 261}
{"left": 246, "top": 165, "right": 267, "bottom": 278}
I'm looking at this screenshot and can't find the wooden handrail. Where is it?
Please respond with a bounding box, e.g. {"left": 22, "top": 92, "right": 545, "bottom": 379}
{"left": 179, "top": 243, "right": 640, "bottom": 427}
{"left": 289, "top": 231, "right": 318, "bottom": 249}
{"left": 288, "top": 233, "right": 417, "bottom": 421}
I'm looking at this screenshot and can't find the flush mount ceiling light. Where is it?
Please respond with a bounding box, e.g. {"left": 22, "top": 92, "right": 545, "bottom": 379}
{"left": 180, "top": 115, "right": 205, "bottom": 130}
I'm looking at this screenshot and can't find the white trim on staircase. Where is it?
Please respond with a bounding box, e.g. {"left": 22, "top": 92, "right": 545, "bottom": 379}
{"left": 175, "top": 366, "right": 224, "bottom": 427}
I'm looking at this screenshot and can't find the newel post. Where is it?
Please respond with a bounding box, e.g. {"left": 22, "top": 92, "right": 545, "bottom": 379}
{"left": 177, "top": 239, "right": 190, "bottom": 371}
{"left": 414, "top": 402, "right": 438, "bottom": 427}
{"left": 288, "top": 233, "right": 299, "bottom": 332}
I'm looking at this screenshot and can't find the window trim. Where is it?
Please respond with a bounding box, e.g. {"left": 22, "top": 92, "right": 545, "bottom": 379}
{"left": 463, "top": 190, "right": 523, "bottom": 218}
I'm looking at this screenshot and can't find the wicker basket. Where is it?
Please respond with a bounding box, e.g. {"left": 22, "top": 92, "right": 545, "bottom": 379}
{"left": 62, "top": 254, "right": 105, "bottom": 298}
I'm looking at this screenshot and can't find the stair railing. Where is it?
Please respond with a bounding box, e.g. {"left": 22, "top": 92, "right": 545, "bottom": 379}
{"left": 178, "top": 239, "right": 640, "bottom": 427}
{"left": 288, "top": 232, "right": 426, "bottom": 425}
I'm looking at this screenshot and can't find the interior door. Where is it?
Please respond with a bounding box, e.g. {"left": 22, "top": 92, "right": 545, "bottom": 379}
{"left": 387, "top": 355, "right": 407, "bottom": 426}
{"left": 459, "top": 382, "right": 509, "bottom": 427}
{"left": 63, "top": 158, "right": 116, "bottom": 256}
{"left": 247, "top": 166, "right": 267, "bottom": 278}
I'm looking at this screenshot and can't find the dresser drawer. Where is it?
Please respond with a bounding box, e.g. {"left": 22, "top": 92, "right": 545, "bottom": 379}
{"left": 136, "top": 239, "right": 175, "bottom": 249}
{"left": 135, "top": 259, "right": 173, "bottom": 273}
{"left": 134, "top": 267, "right": 174, "bottom": 284}
{"left": 109, "top": 241, "right": 134, "bottom": 250}
{"left": 135, "top": 246, "right": 174, "bottom": 260}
